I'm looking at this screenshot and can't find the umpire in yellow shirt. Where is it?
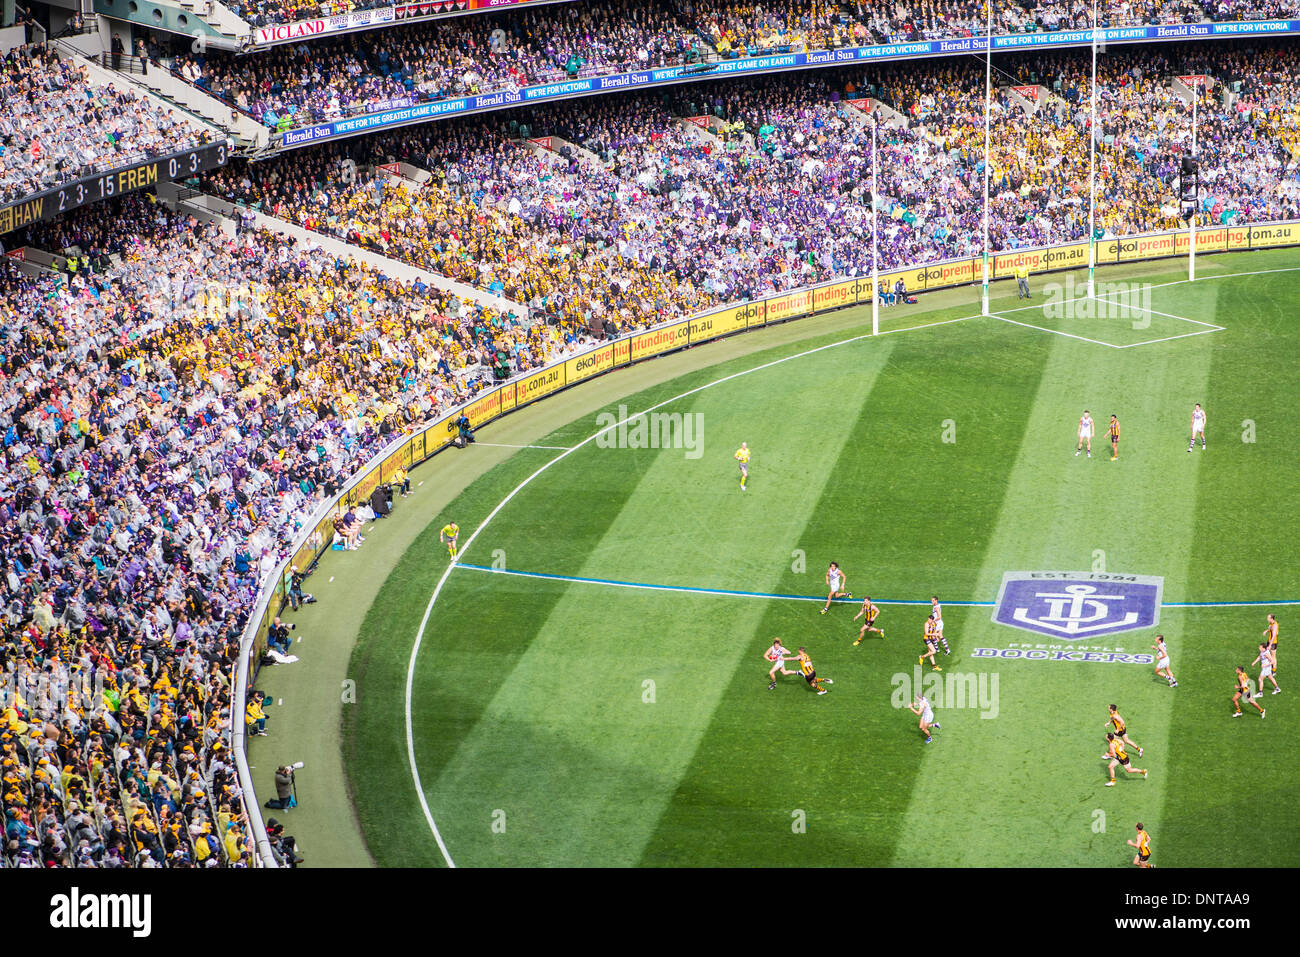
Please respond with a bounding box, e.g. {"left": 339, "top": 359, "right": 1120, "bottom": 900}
{"left": 1014, "top": 263, "right": 1031, "bottom": 299}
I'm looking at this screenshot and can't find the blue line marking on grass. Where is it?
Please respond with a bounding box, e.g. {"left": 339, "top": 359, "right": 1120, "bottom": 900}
{"left": 453, "top": 563, "right": 1300, "bottom": 609}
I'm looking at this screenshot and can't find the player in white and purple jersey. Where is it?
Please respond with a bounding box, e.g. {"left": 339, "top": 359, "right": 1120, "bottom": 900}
{"left": 1189, "top": 403, "right": 1206, "bottom": 452}
{"left": 1076, "top": 410, "right": 1094, "bottom": 457}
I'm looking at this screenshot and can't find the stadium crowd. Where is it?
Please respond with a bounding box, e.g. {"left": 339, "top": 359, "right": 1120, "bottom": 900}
{"left": 0, "top": 44, "right": 213, "bottom": 205}
{"left": 0, "top": 190, "right": 564, "bottom": 867}
{"left": 201, "top": 44, "right": 1300, "bottom": 329}
{"left": 137, "top": 0, "right": 1300, "bottom": 132}
{"left": 161, "top": 0, "right": 705, "bottom": 129}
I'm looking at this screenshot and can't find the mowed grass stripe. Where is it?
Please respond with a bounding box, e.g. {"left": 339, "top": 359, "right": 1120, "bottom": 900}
{"left": 350, "top": 307, "right": 975, "bottom": 866}
{"left": 418, "top": 344, "right": 896, "bottom": 866}
{"left": 889, "top": 273, "right": 1217, "bottom": 867}
{"left": 637, "top": 316, "right": 1056, "bottom": 866}
{"left": 1162, "top": 266, "right": 1300, "bottom": 866}
{"left": 342, "top": 451, "right": 613, "bottom": 867}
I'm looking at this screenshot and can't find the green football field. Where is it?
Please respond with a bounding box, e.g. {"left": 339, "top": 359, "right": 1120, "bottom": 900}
{"left": 322, "top": 252, "right": 1300, "bottom": 868}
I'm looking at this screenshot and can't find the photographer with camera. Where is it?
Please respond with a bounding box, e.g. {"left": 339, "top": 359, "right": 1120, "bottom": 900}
{"left": 267, "top": 616, "right": 295, "bottom": 655}
{"left": 287, "top": 566, "right": 316, "bottom": 610}
{"left": 456, "top": 413, "right": 476, "bottom": 447}
{"left": 264, "top": 762, "right": 302, "bottom": 810}
{"left": 265, "top": 818, "right": 305, "bottom": 867}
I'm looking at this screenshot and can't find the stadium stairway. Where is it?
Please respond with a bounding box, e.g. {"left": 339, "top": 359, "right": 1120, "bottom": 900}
{"left": 156, "top": 182, "right": 531, "bottom": 319}
{"left": 1005, "top": 85, "right": 1048, "bottom": 117}
{"left": 1, "top": 246, "right": 65, "bottom": 279}
{"left": 117, "top": 60, "right": 270, "bottom": 150}
{"left": 842, "top": 97, "right": 908, "bottom": 130}
{"left": 522, "top": 135, "right": 607, "bottom": 172}
{"left": 676, "top": 116, "right": 726, "bottom": 147}
{"left": 374, "top": 161, "right": 433, "bottom": 187}
{"left": 51, "top": 37, "right": 226, "bottom": 144}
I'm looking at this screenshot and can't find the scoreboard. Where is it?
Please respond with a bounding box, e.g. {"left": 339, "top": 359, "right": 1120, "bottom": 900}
{"left": 0, "top": 140, "right": 231, "bottom": 236}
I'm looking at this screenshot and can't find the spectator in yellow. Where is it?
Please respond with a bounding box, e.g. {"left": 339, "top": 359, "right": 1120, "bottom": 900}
{"left": 245, "top": 695, "right": 268, "bottom": 736}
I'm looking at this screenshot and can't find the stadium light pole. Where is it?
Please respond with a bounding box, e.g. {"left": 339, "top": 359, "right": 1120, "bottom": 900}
{"left": 1188, "top": 77, "right": 1198, "bottom": 282}
{"left": 872, "top": 113, "right": 879, "bottom": 336}
{"left": 1086, "top": 0, "right": 1098, "bottom": 300}
{"left": 981, "top": 0, "right": 991, "bottom": 317}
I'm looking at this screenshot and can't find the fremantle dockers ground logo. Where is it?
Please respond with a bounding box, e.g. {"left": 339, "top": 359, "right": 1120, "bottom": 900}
{"left": 992, "top": 572, "right": 1163, "bottom": 639}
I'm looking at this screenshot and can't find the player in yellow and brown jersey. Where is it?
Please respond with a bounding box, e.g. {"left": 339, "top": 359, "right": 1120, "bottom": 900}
{"left": 1103, "top": 732, "right": 1147, "bottom": 785}
{"left": 796, "top": 647, "right": 832, "bottom": 695}
{"left": 1264, "top": 614, "right": 1279, "bottom": 672}
{"left": 1107, "top": 705, "right": 1142, "bottom": 756}
{"left": 919, "top": 614, "right": 942, "bottom": 671}
{"left": 1108, "top": 414, "right": 1121, "bottom": 461}
{"left": 1232, "top": 666, "right": 1265, "bottom": 718}
{"left": 852, "top": 597, "right": 884, "bottom": 645}
{"left": 1128, "top": 823, "right": 1153, "bottom": 868}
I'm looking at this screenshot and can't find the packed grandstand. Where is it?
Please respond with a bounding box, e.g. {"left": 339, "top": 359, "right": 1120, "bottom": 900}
{"left": 2, "top": 0, "right": 1299, "bottom": 867}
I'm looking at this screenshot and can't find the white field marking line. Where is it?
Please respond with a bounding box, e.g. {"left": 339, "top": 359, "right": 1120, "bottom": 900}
{"left": 1136, "top": 307, "right": 1224, "bottom": 329}
{"left": 475, "top": 441, "right": 575, "bottom": 451}
{"left": 991, "top": 308, "right": 1224, "bottom": 350}
{"left": 1115, "top": 328, "right": 1223, "bottom": 349}
{"left": 998, "top": 296, "right": 1222, "bottom": 329}
{"left": 404, "top": 312, "right": 981, "bottom": 866}
{"left": 987, "top": 313, "right": 1122, "bottom": 349}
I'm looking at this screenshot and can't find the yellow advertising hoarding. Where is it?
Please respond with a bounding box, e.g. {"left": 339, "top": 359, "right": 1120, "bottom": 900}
{"left": 565, "top": 342, "right": 618, "bottom": 384}
{"left": 1185, "top": 228, "right": 1228, "bottom": 255}
{"left": 380, "top": 445, "right": 409, "bottom": 483}
{"left": 1242, "top": 222, "right": 1299, "bottom": 248}
{"left": 406, "top": 431, "right": 426, "bottom": 465}
{"left": 516, "top": 365, "right": 566, "bottom": 405}
{"left": 912, "top": 258, "right": 977, "bottom": 290}
{"left": 462, "top": 385, "right": 509, "bottom": 428}
{"left": 630, "top": 321, "right": 690, "bottom": 361}
{"left": 812, "top": 279, "right": 857, "bottom": 314}
{"left": 688, "top": 301, "right": 760, "bottom": 341}
{"left": 498, "top": 382, "right": 517, "bottom": 415}
{"left": 766, "top": 288, "right": 812, "bottom": 324}
{"left": 345, "top": 464, "right": 385, "bottom": 509}
{"left": 993, "top": 241, "right": 1088, "bottom": 279}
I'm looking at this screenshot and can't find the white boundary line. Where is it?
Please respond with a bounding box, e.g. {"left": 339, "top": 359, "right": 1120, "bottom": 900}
{"left": 987, "top": 313, "right": 1122, "bottom": 349}
{"left": 403, "top": 312, "right": 979, "bottom": 867}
